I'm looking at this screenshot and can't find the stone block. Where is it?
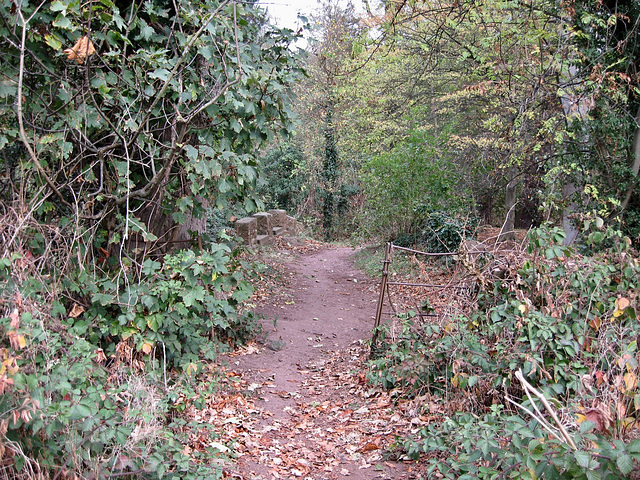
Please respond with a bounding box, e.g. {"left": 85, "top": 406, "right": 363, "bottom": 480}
{"left": 253, "top": 212, "right": 273, "bottom": 236}
{"left": 286, "top": 215, "right": 300, "bottom": 234}
{"left": 257, "top": 234, "right": 272, "bottom": 245}
{"left": 272, "top": 226, "right": 285, "bottom": 237}
{"left": 235, "top": 217, "right": 257, "bottom": 245}
{"left": 268, "top": 209, "right": 287, "bottom": 227}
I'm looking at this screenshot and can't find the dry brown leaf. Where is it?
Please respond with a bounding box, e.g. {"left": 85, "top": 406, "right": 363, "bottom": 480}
{"left": 624, "top": 371, "right": 638, "bottom": 392}
{"left": 8, "top": 331, "right": 26, "bottom": 350}
{"left": 9, "top": 309, "right": 19, "bottom": 328}
{"left": 64, "top": 35, "right": 96, "bottom": 64}
{"left": 68, "top": 303, "right": 85, "bottom": 318}
{"left": 578, "top": 405, "right": 612, "bottom": 434}
{"left": 614, "top": 296, "right": 631, "bottom": 317}
{"left": 360, "top": 442, "right": 380, "bottom": 452}
{"left": 94, "top": 348, "right": 107, "bottom": 364}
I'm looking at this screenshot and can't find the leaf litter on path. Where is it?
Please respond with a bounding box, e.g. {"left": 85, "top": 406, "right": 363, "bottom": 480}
{"left": 213, "top": 341, "right": 431, "bottom": 479}
{"left": 209, "top": 243, "right": 433, "bottom": 479}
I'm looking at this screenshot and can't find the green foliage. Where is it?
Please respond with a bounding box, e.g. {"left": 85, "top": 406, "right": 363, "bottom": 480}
{"left": 258, "top": 143, "right": 307, "bottom": 212}
{"left": 322, "top": 107, "right": 340, "bottom": 241}
{"left": 0, "top": 248, "right": 251, "bottom": 478}
{"left": 403, "top": 405, "right": 640, "bottom": 479}
{"left": 413, "top": 210, "right": 478, "bottom": 253}
{"left": 0, "top": 2, "right": 301, "bottom": 473}
{"left": 359, "top": 131, "right": 473, "bottom": 241}
{"left": 73, "top": 246, "right": 260, "bottom": 368}
{"left": 0, "top": 0, "right": 304, "bottom": 261}
{"left": 369, "top": 221, "right": 640, "bottom": 478}
{"left": 622, "top": 200, "right": 640, "bottom": 246}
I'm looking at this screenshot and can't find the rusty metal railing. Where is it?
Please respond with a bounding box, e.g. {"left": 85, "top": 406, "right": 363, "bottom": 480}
{"left": 371, "top": 242, "right": 458, "bottom": 346}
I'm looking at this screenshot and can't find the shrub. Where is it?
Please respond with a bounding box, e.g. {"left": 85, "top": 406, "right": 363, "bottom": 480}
{"left": 0, "top": 286, "right": 230, "bottom": 478}
{"left": 78, "top": 246, "right": 260, "bottom": 369}
{"left": 359, "top": 130, "right": 474, "bottom": 241}
{"left": 258, "top": 143, "right": 307, "bottom": 213}
{"left": 0, "top": 238, "right": 260, "bottom": 477}
{"left": 369, "top": 220, "right": 640, "bottom": 478}
{"left": 415, "top": 210, "right": 478, "bottom": 252}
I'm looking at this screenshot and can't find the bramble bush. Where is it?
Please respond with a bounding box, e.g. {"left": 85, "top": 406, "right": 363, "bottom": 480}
{"left": 0, "top": 234, "right": 260, "bottom": 478}
{"left": 75, "top": 244, "right": 260, "bottom": 368}
{"left": 393, "top": 210, "right": 478, "bottom": 252}
{"left": 369, "top": 219, "right": 640, "bottom": 478}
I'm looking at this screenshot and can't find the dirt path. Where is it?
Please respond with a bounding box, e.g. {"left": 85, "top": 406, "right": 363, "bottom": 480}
{"left": 223, "top": 245, "right": 417, "bottom": 480}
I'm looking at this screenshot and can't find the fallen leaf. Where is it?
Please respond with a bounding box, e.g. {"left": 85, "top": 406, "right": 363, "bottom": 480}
{"left": 360, "top": 442, "right": 380, "bottom": 452}
{"left": 210, "top": 441, "right": 229, "bottom": 453}
{"left": 614, "top": 297, "right": 630, "bottom": 317}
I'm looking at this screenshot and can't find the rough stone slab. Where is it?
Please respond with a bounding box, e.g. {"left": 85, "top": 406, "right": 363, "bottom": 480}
{"left": 286, "top": 215, "right": 300, "bottom": 234}
{"left": 269, "top": 209, "right": 287, "bottom": 227}
{"left": 253, "top": 212, "right": 273, "bottom": 236}
{"left": 283, "top": 236, "right": 301, "bottom": 246}
{"left": 235, "top": 217, "right": 257, "bottom": 245}
{"left": 257, "top": 234, "right": 272, "bottom": 245}
{"left": 272, "top": 226, "right": 285, "bottom": 237}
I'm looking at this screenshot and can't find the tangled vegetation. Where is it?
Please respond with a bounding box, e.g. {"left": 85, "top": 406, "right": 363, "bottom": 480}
{"left": 369, "top": 220, "right": 640, "bottom": 478}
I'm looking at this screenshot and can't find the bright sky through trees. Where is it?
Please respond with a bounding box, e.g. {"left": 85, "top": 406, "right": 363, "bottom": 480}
{"left": 258, "top": 0, "right": 321, "bottom": 30}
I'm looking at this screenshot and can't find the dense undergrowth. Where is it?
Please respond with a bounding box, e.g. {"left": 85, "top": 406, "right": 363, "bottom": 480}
{"left": 368, "top": 220, "right": 640, "bottom": 479}
{"left": 0, "top": 212, "right": 262, "bottom": 479}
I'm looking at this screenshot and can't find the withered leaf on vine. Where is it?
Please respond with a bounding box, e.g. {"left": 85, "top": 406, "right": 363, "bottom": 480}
{"left": 64, "top": 35, "right": 95, "bottom": 64}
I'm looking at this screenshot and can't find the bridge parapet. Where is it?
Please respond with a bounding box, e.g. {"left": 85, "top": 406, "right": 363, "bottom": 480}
{"left": 235, "top": 210, "right": 302, "bottom": 245}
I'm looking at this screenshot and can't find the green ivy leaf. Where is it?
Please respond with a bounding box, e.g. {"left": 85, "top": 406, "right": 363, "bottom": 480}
{"left": 184, "top": 145, "right": 198, "bottom": 161}
{"left": 92, "top": 293, "right": 115, "bottom": 306}
{"left": 45, "top": 34, "right": 63, "bottom": 50}
{"left": 50, "top": 1, "right": 67, "bottom": 12}
{"left": 149, "top": 68, "right": 171, "bottom": 82}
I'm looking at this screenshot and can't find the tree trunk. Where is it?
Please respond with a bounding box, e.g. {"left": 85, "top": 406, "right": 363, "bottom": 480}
{"left": 621, "top": 104, "right": 640, "bottom": 212}
{"left": 557, "top": 66, "right": 587, "bottom": 245}
{"left": 562, "top": 182, "right": 580, "bottom": 245}
{"left": 498, "top": 174, "right": 517, "bottom": 243}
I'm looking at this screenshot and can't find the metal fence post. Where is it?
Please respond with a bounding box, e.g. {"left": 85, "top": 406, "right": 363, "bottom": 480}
{"left": 371, "top": 242, "right": 392, "bottom": 347}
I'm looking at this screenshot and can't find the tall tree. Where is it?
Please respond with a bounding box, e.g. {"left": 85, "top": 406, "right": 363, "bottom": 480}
{"left": 295, "top": 0, "right": 364, "bottom": 239}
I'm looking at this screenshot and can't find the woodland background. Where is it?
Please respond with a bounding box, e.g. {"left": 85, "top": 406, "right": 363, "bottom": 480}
{"left": 0, "top": 0, "right": 639, "bottom": 478}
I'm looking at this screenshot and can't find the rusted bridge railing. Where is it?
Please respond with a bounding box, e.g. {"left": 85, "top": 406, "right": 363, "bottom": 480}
{"left": 371, "top": 243, "right": 458, "bottom": 346}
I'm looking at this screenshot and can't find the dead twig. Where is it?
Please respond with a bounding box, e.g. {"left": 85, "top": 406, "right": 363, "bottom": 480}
{"left": 511, "top": 368, "right": 577, "bottom": 450}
